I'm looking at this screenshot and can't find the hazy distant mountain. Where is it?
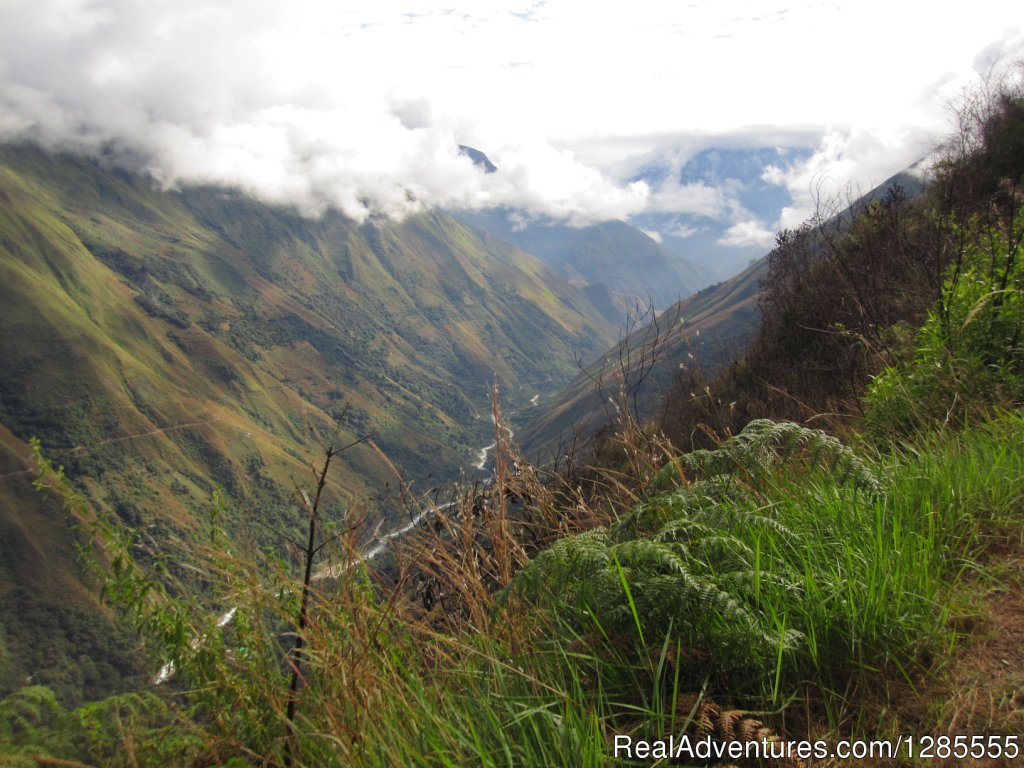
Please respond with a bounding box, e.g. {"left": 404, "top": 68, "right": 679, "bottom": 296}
{"left": 454, "top": 209, "right": 719, "bottom": 319}
{"left": 457, "top": 144, "right": 498, "bottom": 174}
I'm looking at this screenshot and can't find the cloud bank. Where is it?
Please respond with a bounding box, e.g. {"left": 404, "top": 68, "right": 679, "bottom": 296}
{"left": 0, "top": 0, "right": 651, "bottom": 223}
{"left": 0, "top": 0, "right": 1021, "bottom": 231}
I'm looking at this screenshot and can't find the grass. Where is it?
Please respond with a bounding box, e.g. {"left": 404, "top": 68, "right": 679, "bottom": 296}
{"left": 382, "top": 412, "right": 1024, "bottom": 764}
{"left": 7, "top": 398, "right": 1023, "bottom": 766}
{"left": 34, "top": 414, "right": 1024, "bottom": 765}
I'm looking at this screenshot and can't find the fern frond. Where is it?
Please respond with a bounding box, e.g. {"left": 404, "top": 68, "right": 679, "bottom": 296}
{"left": 680, "top": 420, "right": 883, "bottom": 496}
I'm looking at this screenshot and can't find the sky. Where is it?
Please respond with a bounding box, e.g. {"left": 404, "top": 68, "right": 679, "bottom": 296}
{"left": 1, "top": 0, "right": 1022, "bottom": 252}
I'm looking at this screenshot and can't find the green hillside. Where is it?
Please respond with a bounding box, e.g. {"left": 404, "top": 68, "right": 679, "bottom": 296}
{"left": 0, "top": 144, "right": 617, "bottom": 704}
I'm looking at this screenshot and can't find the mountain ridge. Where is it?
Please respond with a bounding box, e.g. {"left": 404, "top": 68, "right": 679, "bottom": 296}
{"left": 519, "top": 167, "right": 928, "bottom": 459}
{"left": 453, "top": 209, "right": 719, "bottom": 317}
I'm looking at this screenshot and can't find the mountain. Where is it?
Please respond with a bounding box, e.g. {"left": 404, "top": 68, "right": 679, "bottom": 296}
{"left": 0, "top": 143, "right": 618, "bottom": 703}
{"left": 626, "top": 147, "right": 931, "bottom": 282}
{"left": 518, "top": 259, "right": 765, "bottom": 460}
{"left": 457, "top": 145, "right": 498, "bottom": 174}
{"left": 622, "top": 146, "right": 815, "bottom": 279}
{"left": 453, "top": 210, "right": 719, "bottom": 318}
{"left": 520, "top": 167, "right": 927, "bottom": 459}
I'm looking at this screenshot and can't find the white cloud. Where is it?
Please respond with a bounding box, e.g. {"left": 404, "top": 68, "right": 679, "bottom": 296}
{"left": 648, "top": 180, "right": 729, "bottom": 218}
{"left": 761, "top": 165, "right": 787, "bottom": 186}
{"left": 0, "top": 1, "right": 1020, "bottom": 224}
{"left": 768, "top": 123, "right": 941, "bottom": 231}
{"left": 0, "top": 0, "right": 654, "bottom": 223}
{"left": 717, "top": 220, "right": 776, "bottom": 248}
{"left": 669, "top": 223, "right": 702, "bottom": 239}
{"left": 639, "top": 228, "right": 662, "bottom": 243}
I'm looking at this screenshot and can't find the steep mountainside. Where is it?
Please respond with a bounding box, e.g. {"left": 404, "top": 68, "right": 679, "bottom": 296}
{"left": 454, "top": 210, "right": 718, "bottom": 318}
{"left": 519, "top": 259, "right": 765, "bottom": 459}
{"left": 0, "top": 144, "right": 617, "bottom": 702}
{"left": 520, "top": 169, "right": 926, "bottom": 459}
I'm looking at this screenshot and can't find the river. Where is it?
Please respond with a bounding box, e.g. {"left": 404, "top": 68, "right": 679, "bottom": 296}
{"left": 155, "top": 404, "right": 525, "bottom": 684}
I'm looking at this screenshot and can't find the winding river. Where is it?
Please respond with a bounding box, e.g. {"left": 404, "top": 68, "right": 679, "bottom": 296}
{"left": 155, "top": 390, "right": 539, "bottom": 684}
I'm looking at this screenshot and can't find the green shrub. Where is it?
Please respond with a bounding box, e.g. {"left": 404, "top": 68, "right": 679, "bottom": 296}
{"left": 865, "top": 211, "right": 1024, "bottom": 436}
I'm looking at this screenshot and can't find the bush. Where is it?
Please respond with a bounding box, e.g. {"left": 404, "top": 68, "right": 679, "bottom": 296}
{"left": 865, "top": 210, "right": 1024, "bottom": 436}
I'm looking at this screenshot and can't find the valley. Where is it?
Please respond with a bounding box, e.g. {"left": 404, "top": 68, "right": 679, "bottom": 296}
{"left": 0, "top": 143, "right": 637, "bottom": 703}
{"left": 0, "top": 40, "right": 1021, "bottom": 766}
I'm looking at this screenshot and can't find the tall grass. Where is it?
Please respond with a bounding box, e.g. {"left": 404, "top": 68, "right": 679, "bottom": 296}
{"left": 10, "top": 411, "right": 1022, "bottom": 766}
{"left": 300, "top": 412, "right": 1022, "bottom": 764}
{"left": 500, "top": 414, "right": 1024, "bottom": 735}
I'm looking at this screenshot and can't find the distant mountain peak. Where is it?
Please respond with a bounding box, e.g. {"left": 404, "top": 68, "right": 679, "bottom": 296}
{"left": 458, "top": 145, "right": 498, "bottom": 174}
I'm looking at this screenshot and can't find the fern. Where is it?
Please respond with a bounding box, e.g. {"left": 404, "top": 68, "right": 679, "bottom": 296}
{"left": 505, "top": 420, "right": 889, "bottom": 695}
{"left": 681, "top": 419, "right": 883, "bottom": 496}
{"left": 508, "top": 511, "right": 803, "bottom": 686}
{"left": 0, "top": 686, "right": 61, "bottom": 741}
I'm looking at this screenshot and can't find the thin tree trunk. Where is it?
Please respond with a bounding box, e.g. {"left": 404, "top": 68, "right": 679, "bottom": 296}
{"left": 283, "top": 445, "right": 336, "bottom": 767}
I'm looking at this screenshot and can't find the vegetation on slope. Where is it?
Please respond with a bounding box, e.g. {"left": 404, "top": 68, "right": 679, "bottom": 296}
{"left": 2, "top": 74, "right": 1023, "bottom": 767}
{"left": 6, "top": 363, "right": 1022, "bottom": 766}
{"left": 516, "top": 161, "right": 931, "bottom": 462}
{"left": 518, "top": 258, "right": 767, "bottom": 459}
{"left": 656, "top": 74, "right": 1024, "bottom": 450}
{"left": 0, "top": 144, "right": 619, "bottom": 706}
